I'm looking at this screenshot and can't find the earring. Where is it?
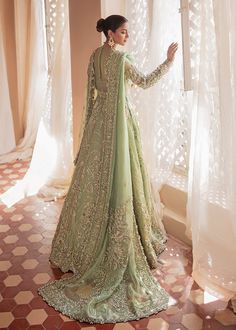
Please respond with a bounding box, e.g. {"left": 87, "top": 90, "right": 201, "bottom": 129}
{"left": 108, "top": 36, "right": 115, "bottom": 48}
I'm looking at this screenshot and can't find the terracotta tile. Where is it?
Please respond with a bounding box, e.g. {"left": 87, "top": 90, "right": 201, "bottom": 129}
{"left": 12, "top": 163, "right": 22, "bottom": 168}
{"left": 147, "top": 318, "right": 169, "bottom": 330}
{"left": 0, "top": 224, "right": 10, "bottom": 232}
{"left": 8, "top": 318, "right": 30, "bottom": 330}
{"left": 30, "top": 296, "right": 48, "bottom": 309}
{"left": 43, "top": 315, "right": 64, "bottom": 329}
{"left": 96, "top": 324, "right": 115, "bottom": 330}
{"left": 42, "top": 230, "right": 54, "bottom": 238}
{"left": 181, "top": 313, "right": 203, "bottom": 330}
{"left": 24, "top": 205, "right": 36, "bottom": 212}
{"left": 12, "top": 246, "right": 28, "bottom": 256}
{"left": 60, "top": 322, "right": 82, "bottom": 329}
{"left": 2, "top": 285, "right": 23, "bottom": 299}
{"left": 3, "top": 275, "right": 23, "bottom": 287}
{"left": 0, "top": 179, "right": 8, "bottom": 185}
{"left": 113, "top": 324, "right": 134, "bottom": 330}
{"left": 214, "top": 308, "right": 236, "bottom": 326}
{"left": 3, "top": 234, "right": 19, "bottom": 244}
{"left": 168, "top": 325, "right": 186, "bottom": 330}
{"left": 26, "top": 309, "right": 48, "bottom": 325}
{"left": 18, "top": 223, "right": 33, "bottom": 231}
{"left": 165, "top": 306, "right": 181, "bottom": 315}
{"left": 3, "top": 206, "right": 16, "bottom": 213}
{"left": 12, "top": 304, "right": 31, "bottom": 317}
{"left": 0, "top": 299, "right": 16, "bottom": 312}
{"left": 38, "top": 245, "right": 51, "bottom": 254}
{"left": 0, "top": 260, "right": 12, "bottom": 271}
{"left": 0, "top": 311, "right": 14, "bottom": 327}
{"left": 27, "top": 233, "right": 43, "bottom": 242}
{"left": 10, "top": 214, "right": 24, "bottom": 222}
{"left": 59, "top": 313, "right": 73, "bottom": 322}
{"left": 22, "top": 259, "right": 39, "bottom": 269}
{"left": 14, "top": 290, "right": 34, "bottom": 304}
{"left": 171, "top": 285, "right": 184, "bottom": 293}
{"left": 33, "top": 273, "right": 51, "bottom": 284}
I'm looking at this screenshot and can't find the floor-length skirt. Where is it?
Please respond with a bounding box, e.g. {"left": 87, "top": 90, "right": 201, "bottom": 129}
{"left": 38, "top": 95, "right": 169, "bottom": 323}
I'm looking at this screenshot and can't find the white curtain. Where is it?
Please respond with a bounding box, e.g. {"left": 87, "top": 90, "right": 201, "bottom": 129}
{"left": 0, "top": 0, "right": 48, "bottom": 163}
{"left": 0, "top": 13, "right": 15, "bottom": 155}
{"left": 0, "top": 0, "right": 73, "bottom": 206}
{"left": 187, "top": 0, "right": 236, "bottom": 301}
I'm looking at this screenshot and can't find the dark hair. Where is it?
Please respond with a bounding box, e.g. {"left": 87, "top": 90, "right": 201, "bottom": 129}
{"left": 96, "top": 15, "right": 128, "bottom": 38}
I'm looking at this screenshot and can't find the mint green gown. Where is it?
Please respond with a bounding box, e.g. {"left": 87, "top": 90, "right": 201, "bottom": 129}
{"left": 38, "top": 46, "right": 172, "bottom": 323}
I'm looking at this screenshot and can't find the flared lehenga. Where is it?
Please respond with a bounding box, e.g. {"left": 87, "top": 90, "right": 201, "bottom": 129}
{"left": 38, "top": 46, "right": 172, "bottom": 323}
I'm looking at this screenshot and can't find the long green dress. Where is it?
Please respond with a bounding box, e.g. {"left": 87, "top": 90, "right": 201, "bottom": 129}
{"left": 38, "top": 45, "right": 172, "bottom": 323}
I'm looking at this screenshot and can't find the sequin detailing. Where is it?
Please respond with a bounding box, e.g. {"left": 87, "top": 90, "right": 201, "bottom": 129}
{"left": 38, "top": 46, "right": 172, "bottom": 323}
{"left": 125, "top": 57, "right": 172, "bottom": 89}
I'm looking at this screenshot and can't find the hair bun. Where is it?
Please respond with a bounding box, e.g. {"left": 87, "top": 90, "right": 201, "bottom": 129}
{"left": 96, "top": 18, "right": 105, "bottom": 32}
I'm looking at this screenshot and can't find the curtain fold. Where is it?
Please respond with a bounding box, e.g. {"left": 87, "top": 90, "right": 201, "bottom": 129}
{"left": 186, "top": 0, "right": 236, "bottom": 300}
{"left": 0, "top": 0, "right": 47, "bottom": 163}
{"left": 0, "top": 0, "right": 73, "bottom": 206}
{"left": 0, "top": 7, "right": 15, "bottom": 155}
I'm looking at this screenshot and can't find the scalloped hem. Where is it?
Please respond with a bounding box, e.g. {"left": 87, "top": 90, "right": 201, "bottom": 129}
{"left": 38, "top": 285, "right": 169, "bottom": 324}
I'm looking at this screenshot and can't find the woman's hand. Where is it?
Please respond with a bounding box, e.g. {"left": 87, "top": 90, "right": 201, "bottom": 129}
{"left": 167, "top": 42, "right": 178, "bottom": 62}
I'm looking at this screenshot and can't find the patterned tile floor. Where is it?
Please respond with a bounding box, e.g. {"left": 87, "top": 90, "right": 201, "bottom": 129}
{"left": 0, "top": 159, "right": 236, "bottom": 330}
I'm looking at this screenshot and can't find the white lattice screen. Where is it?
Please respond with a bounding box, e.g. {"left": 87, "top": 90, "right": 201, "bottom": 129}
{"left": 125, "top": 0, "right": 191, "bottom": 178}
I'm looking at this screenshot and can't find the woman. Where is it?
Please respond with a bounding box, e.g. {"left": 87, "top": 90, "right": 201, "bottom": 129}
{"left": 39, "top": 15, "right": 178, "bottom": 323}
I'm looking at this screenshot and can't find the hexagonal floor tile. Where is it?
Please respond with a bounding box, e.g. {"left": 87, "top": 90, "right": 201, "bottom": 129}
{"left": 22, "top": 259, "right": 39, "bottom": 269}
{"left": 3, "top": 206, "right": 16, "bottom": 213}
{"left": 3, "top": 235, "right": 19, "bottom": 244}
{"left": 0, "top": 312, "right": 14, "bottom": 328}
{"left": 4, "top": 275, "right": 23, "bottom": 287}
{"left": 39, "top": 245, "right": 50, "bottom": 254}
{"left": 32, "top": 213, "right": 46, "bottom": 220}
{"left": 26, "top": 309, "right": 48, "bottom": 325}
{"left": 147, "top": 318, "right": 169, "bottom": 330}
{"left": 12, "top": 163, "right": 22, "bottom": 168}
{"left": 189, "top": 289, "right": 204, "bottom": 305}
{"left": 10, "top": 214, "right": 24, "bottom": 222}
{"left": 165, "top": 305, "right": 181, "bottom": 315}
{"left": 59, "top": 313, "right": 72, "bottom": 322}
{"left": 0, "top": 224, "right": 10, "bottom": 232}
{"left": 19, "top": 168, "right": 27, "bottom": 173}
{"left": 33, "top": 273, "right": 51, "bottom": 284}
{"left": 27, "top": 233, "right": 43, "bottom": 242}
{"left": 14, "top": 291, "right": 34, "bottom": 304}
{"left": 23, "top": 205, "right": 36, "bottom": 212}
{"left": 0, "top": 260, "right": 12, "bottom": 271}
{"left": 12, "top": 304, "right": 32, "bottom": 318}
{"left": 18, "top": 223, "right": 33, "bottom": 232}
{"left": 113, "top": 324, "right": 134, "bottom": 330}
{"left": 12, "top": 246, "right": 28, "bottom": 256}
{"left": 0, "top": 180, "right": 8, "bottom": 185}
{"left": 215, "top": 308, "right": 236, "bottom": 326}
{"left": 171, "top": 285, "right": 184, "bottom": 293}
{"left": 181, "top": 313, "right": 203, "bottom": 330}
{"left": 6, "top": 318, "right": 29, "bottom": 329}
{"left": 3, "top": 169, "right": 13, "bottom": 174}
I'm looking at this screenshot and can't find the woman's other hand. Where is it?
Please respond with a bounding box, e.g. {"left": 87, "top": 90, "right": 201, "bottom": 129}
{"left": 167, "top": 42, "right": 178, "bottom": 62}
